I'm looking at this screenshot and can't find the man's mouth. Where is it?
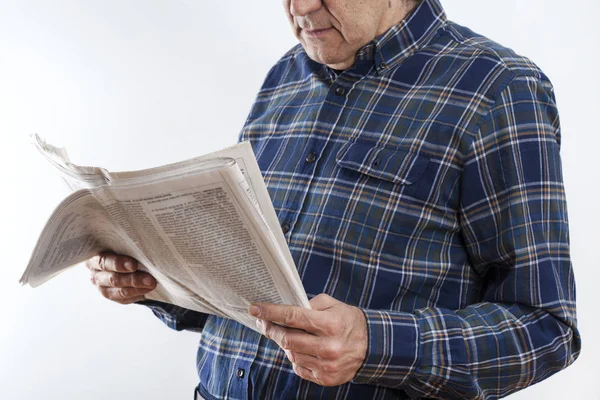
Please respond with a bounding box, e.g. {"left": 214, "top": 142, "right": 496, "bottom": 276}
{"left": 302, "top": 27, "right": 334, "bottom": 38}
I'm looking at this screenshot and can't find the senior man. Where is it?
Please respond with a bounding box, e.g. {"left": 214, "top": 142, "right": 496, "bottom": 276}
{"left": 86, "top": 0, "right": 580, "bottom": 398}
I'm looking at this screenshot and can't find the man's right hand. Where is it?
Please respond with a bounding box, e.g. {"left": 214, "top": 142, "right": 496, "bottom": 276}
{"left": 85, "top": 253, "right": 157, "bottom": 305}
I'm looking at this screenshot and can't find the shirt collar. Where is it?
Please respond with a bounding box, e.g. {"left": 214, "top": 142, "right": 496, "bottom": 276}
{"left": 324, "top": 0, "right": 446, "bottom": 78}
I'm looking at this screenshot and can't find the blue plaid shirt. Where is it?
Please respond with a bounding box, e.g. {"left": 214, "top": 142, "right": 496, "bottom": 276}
{"left": 143, "top": 0, "right": 580, "bottom": 398}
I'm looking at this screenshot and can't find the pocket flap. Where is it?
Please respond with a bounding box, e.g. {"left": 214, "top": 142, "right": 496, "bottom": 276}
{"left": 336, "top": 140, "right": 430, "bottom": 185}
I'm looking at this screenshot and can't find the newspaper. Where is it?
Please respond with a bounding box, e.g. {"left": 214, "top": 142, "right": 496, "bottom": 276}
{"left": 20, "top": 134, "right": 310, "bottom": 331}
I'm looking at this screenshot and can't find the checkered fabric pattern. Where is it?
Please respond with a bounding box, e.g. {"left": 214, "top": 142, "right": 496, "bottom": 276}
{"left": 142, "top": 0, "right": 580, "bottom": 398}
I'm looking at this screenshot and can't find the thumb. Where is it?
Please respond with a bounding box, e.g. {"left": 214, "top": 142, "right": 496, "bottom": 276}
{"left": 309, "top": 293, "right": 339, "bottom": 310}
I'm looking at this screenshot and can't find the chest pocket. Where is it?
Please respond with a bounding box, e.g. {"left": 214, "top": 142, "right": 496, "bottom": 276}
{"left": 300, "top": 138, "right": 434, "bottom": 302}
{"left": 335, "top": 139, "right": 430, "bottom": 186}
{"left": 307, "top": 138, "right": 432, "bottom": 256}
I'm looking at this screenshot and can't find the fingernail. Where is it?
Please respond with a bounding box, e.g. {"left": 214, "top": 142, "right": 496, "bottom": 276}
{"left": 124, "top": 260, "right": 135, "bottom": 271}
{"left": 249, "top": 305, "right": 261, "bottom": 316}
{"left": 143, "top": 277, "right": 154, "bottom": 287}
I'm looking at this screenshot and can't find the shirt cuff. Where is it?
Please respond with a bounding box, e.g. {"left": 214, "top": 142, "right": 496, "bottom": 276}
{"left": 136, "top": 299, "right": 208, "bottom": 332}
{"left": 352, "top": 309, "right": 420, "bottom": 386}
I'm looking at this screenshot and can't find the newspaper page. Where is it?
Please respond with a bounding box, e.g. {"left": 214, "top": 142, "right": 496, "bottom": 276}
{"left": 20, "top": 135, "right": 310, "bottom": 331}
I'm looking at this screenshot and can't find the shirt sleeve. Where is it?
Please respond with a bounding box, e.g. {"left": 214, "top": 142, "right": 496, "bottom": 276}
{"left": 352, "top": 75, "right": 581, "bottom": 399}
{"left": 136, "top": 300, "right": 208, "bottom": 333}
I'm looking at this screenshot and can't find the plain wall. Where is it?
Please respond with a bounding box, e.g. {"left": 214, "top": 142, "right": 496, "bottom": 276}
{"left": 0, "top": 1, "right": 597, "bottom": 399}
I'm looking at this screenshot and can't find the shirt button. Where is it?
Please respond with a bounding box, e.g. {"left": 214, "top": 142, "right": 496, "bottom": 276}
{"left": 379, "top": 61, "right": 388, "bottom": 69}
{"left": 305, "top": 152, "right": 317, "bottom": 163}
{"left": 334, "top": 86, "right": 346, "bottom": 96}
{"left": 236, "top": 368, "right": 245, "bottom": 379}
{"left": 281, "top": 223, "right": 290, "bottom": 234}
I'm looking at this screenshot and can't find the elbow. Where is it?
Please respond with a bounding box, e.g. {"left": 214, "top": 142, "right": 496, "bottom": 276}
{"left": 564, "top": 322, "right": 582, "bottom": 368}
{"left": 535, "top": 314, "right": 581, "bottom": 381}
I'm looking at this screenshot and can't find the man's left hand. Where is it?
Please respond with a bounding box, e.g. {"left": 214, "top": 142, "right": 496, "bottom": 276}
{"left": 249, "top": 293, "right": 368, "bottom": 386}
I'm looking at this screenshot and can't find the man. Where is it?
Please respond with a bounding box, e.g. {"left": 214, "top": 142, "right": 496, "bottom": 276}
{"left": 86, "top": 0, "right": 581, "bottom": 398}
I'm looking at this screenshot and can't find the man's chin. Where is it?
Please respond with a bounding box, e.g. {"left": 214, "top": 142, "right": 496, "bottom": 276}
{"left": 304, "top": 48, "right": 353, "bottom": 69}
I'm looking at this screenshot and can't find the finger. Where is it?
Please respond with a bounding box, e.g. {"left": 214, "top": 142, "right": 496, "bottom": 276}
{"left": 91, "top": 253, "right": 139, "bottom": 273}
{"left": 250, "top": 303, "right": 325, "bottom": 333}
{"left": 98, "top": 286, "right": 153, "bottom": 303}
{"left": 257, "top": 320, "right": 321, "bottom": 355}
{"left": 91, "top": 271, "right": 156, "bottom": 289}
{"left": 286, "top": 351, "right": 325, "bottom": 372}
{"left": 85, "top": 257, "right": 97, "bottom": 271}
{"left": 109, "top": 295, "right": 146, "bottom": 304}
{"left": 126, "top": 295, "right": 147, "bottom": 304}
{"left": 292, "top": 363, "right": 322, "bottom": 385}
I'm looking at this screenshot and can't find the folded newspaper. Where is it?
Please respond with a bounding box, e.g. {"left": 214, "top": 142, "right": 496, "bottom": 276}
{"left": 20, "top": 134, "right": 310, "bottom": 331}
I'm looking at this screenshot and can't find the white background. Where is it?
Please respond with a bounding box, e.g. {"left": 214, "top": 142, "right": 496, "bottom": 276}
{"left": 0, "top": 1, "right": 597, "bottom": 399}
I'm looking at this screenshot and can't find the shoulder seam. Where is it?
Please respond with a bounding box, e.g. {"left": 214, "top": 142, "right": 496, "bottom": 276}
{"left": 442, "top": 23, "right": 543, "bottom": 82}
{"left": 466, "top": 74, "right": 553, "bottom": 164}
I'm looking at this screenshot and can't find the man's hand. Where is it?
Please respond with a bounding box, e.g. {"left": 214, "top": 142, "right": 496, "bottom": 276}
{"left": 85, "top": 253, "right": 157, "bottom": 304}
{"left": 249, "top": 294, "right": 368, "bottom": 387}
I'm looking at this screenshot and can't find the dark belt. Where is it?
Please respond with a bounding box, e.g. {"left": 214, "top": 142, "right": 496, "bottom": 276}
{"left": 194, "top": 384, "right": 413, "bottom": 399}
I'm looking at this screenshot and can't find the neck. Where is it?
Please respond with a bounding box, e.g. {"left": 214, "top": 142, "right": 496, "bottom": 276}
{"left": 376, "top": 0, "right": 421, "bottom": 36}
{"left": 326, "top": 0, "right": 421, "bottom": 70}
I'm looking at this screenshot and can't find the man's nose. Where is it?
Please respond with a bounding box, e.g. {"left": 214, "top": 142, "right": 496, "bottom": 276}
{"left": 290, "top": 0, "right": 322, "bottom": 17}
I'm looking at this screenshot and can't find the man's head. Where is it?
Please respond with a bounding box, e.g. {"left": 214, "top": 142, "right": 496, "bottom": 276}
{"left": 283, "top": 0, "right": 421, "bottom": 70}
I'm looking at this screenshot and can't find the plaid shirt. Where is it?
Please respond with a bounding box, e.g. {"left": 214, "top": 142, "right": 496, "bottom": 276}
{"left": 143, "top": 0, "right": 580, "bottom": 398}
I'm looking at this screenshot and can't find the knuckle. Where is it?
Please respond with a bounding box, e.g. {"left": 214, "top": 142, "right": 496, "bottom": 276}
{"left": 323, "top": 324, "right": 336, "bottom": 337}
{"left": 299, "top": 312, "right": 311, "bottom": 327}
{"left": 262, "top": 324, "right": 271, "bottom": 340}
{"left": 98, "top": 254, "right": 106, "bottom": 270}
{"left": 292, "top": 363, "right": 303, "bottom": 378}
{"left": 283, "top": 309, "right": 297, "bottom": 326}
{"left": 115, "top": 256, "right": 125, "bottom": 271}
{"left": 320, "top": 361, "right": 332, "bottom": 374}
{"left": 98, "top": 287, "right": 110, "bottom": 299}
{"left": 321, "top": 360, "right": 338, "bottom": 375}
{"left": 257, "top": 320, "right": 271, "bottom": 339}
{"left": 108, "top": 273, "right": 119, "bottom": 287}
{"left": 325, "top": 316, "right": 343, "bottom": 336}
{"left": 315, "top": 293, "right": 329, "bottom": 302}
{"left": 119, "top": 288, "right": 130, "bottom": 298}
{"left": 130, "top": 274, "right": 140, "bottom": 287}
{"left": 287, "top": 351, "right": 296, "bottom": 363}
{"left": 135, "top": 273, "right": 148, "bottom": 288}
{"left": 323, "top": 342, "right": 343, "bottom": 360}
{"left": 311, "top": 371, "right": 324, "bottom": 386}
{"left": 280, "top": 332, "right": 291, "bottom": 350}
{"left": 122, "top": 273, "right": 133, "bottom": 287}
